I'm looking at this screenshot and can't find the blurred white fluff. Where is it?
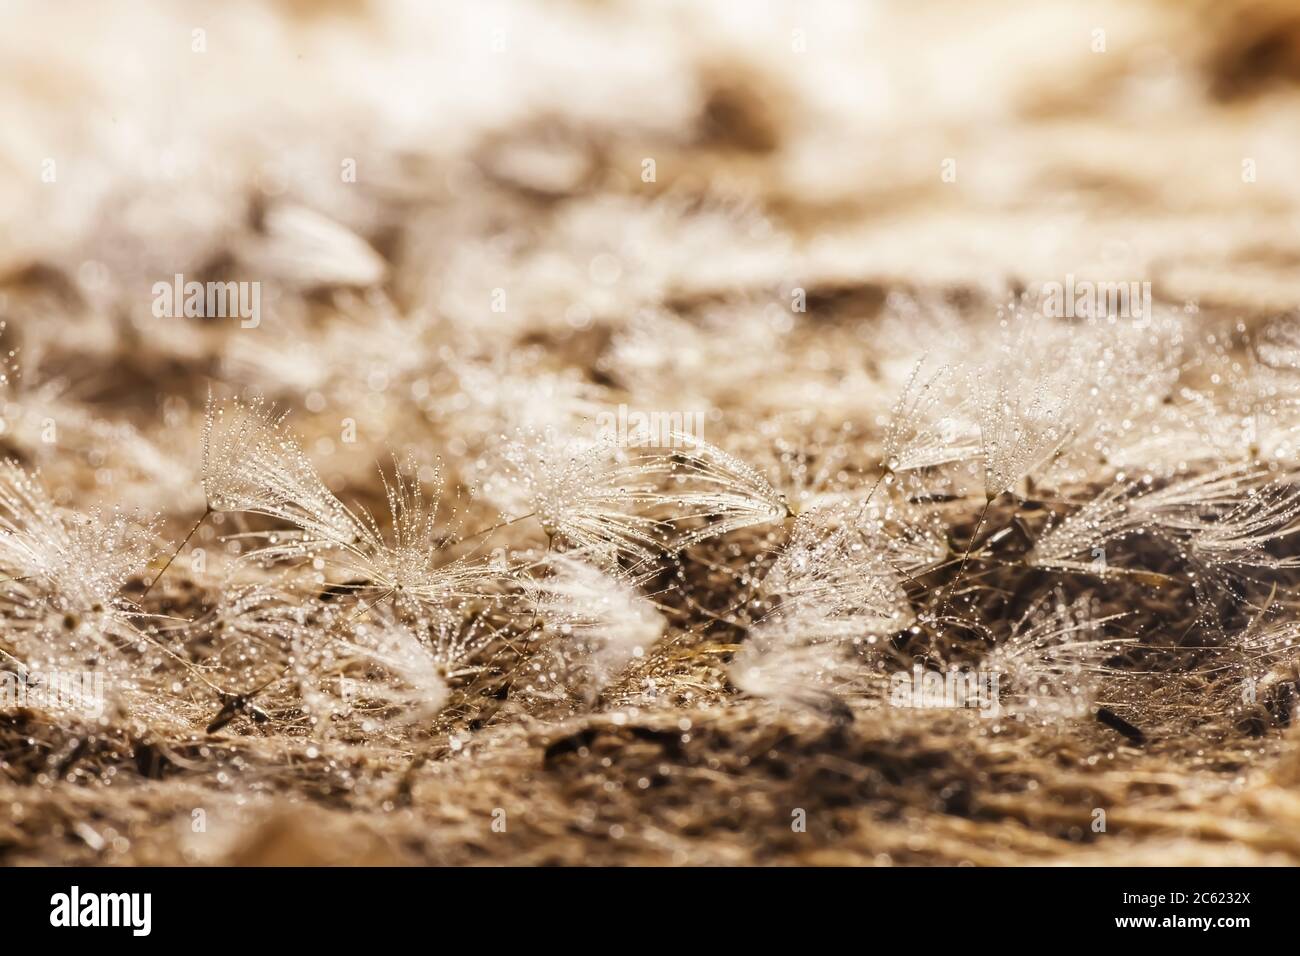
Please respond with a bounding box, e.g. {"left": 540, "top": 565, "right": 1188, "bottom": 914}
{"left": 1047, "top": 314, "right": 1184, "bottom": 478}
{"left": 1254, "top": 315, "right": 1300, "bottom": 371}
{"left": 882, "top": 313, "right": 1185, "bottom": 495}
{"left": 239, "top": 203, "right": 387, "bottom": 289}
{"left": 759, "top": 503, "right": 913, "bottom": 632}
{"left": 729, "top": 607, "right": 883, "bottom": 720}
{"left": 982, "top": 594, "right": 1129, "bottom": 723}
{"left": 240, "top": 598, "right": 488, "bottom": 733}
{"left": 202, "top": 395, "right": 367, "bottom": 556}
{"left": 223, "top": 291, "right": 437, "bottom": 400}
{"left": 0, "top": 463, "right": 176, "bottom": 722}
{"left": 0, "top": 461, "right": 157, "bottom": 665}
{"left": 971, "top": 319, "right": 1081, "bottom": 501}
{"left": 488, "top": 426, "right": 670, "bottom": 566}
{"left": 1236, "top": 602, "right": 1300, "bottom": 667}
{"left": 329, "top": 614, "right": 464, "bottom": 725}
{"left": 1156, "top": 466, "right": 1286, "bottom": 543}
{"left": 522, "top": 554, "right": 665, "bottom": 705}
{"left": 442, "top": 361, "right": 609, "bottom": 445}
{"left": 338, "top": 458, "right": 501, "bottom": 618}
{"left": 1028, "top": 465, "right": 1300, "bottom": 602}
{"left": 194, "top": 581, "right": 315, "bottom": 704}
{"left": 643, "top": 432, "right": 791, "bottom": 549}
{"left": 435, "top": 193, "right": 797, "bottom": 338}
{"left": 1028, "top": 479, "right": 1142, "bottom": 576}
{"left": 487, "top": 426, "right": 791, "bottom": 565}
{"left": 730, "top": 503, "right": 912, "bottom": 714}
{"left": 852, "top": 491, "right": 950, "bottom": 575}
{"left": 882, "top": 360, "right": 981, "bottom": 475}
{"left": 206, "top": 401, "right": 501, "bottom": 615}
{"left": 1174, "top": 481, "right": 1300, "bottom": 572}
{"left": 1192, "top": 325, "right": 1300, "bottom": 466}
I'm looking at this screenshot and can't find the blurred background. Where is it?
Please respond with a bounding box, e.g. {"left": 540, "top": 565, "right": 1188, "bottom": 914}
{"left": 2, "top": 0, "right": 1299, "bottom": 506}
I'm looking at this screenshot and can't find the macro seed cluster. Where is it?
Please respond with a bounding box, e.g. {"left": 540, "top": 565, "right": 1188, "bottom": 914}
{"left": 5, "top": 302, "right": 1300, "bottom": 750}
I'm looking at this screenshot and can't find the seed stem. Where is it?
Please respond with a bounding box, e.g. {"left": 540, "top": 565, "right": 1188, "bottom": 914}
{"left": 140, "top": 506, "right": 211, "bottom": 600}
